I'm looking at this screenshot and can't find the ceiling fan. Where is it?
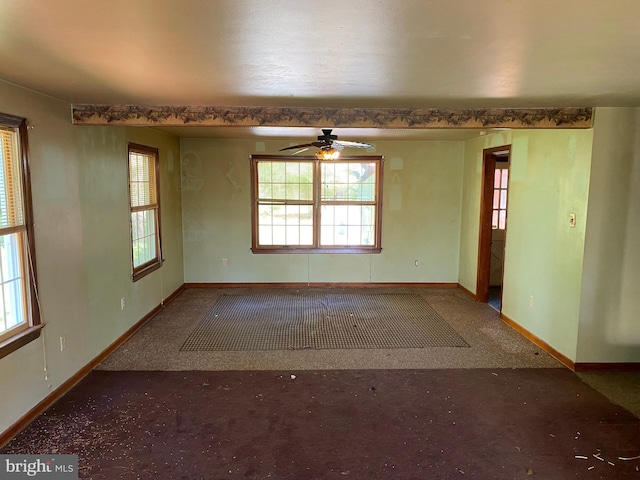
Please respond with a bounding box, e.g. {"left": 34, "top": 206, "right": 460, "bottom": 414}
{"left": 279, "top": 129, "right": 374, "bottom": 159}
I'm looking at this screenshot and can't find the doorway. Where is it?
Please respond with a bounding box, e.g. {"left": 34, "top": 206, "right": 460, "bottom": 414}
{"left": 476, "top": 146, "right": 511, "bottom": 310}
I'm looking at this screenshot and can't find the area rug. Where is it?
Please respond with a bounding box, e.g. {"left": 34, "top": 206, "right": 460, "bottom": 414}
{"left": 180, "top": 293, "right": 469, "bottom": 351}
{"left": 2, "top": 369, "right": 639, "bottom": 479}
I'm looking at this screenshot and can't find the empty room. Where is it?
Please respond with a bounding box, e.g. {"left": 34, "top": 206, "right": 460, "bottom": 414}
{"left": 0, "top": 1, "right": 639, "bottom": 479}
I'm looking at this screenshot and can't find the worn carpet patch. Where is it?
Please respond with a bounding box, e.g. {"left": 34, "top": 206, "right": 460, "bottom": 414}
{"left": 2, "top": 369, "right": 639, "bottom": 479}
{"left": 180, "top": 293, "right": 469, "bottom": 351}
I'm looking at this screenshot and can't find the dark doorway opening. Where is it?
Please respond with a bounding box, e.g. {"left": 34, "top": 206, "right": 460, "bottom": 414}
{"left": 477, "top": 146, "right": 511, "bottom": 311}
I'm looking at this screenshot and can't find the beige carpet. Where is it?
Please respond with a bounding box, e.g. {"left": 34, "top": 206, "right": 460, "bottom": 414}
{"left": 98, "top": 286, "right": 560, "bottom": 371}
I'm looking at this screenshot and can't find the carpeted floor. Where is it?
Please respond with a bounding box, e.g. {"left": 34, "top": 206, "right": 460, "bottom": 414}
{"left": 2, "top": 287, "right": 639, "bottom": 479}
{"left": 97, "top": 287, "right": 560, "bottom": 371}
{"left": 2, "top": 369, "right": 639, "bottom": 479}
{"left": 180, "top": 293, "right": 469, "bottom": 351}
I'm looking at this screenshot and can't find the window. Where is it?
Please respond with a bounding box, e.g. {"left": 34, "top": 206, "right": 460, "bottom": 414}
{"left": 128, "top": 143, "right": 162, "bottom": 281}
{"left": 0, "top": 113, "right": 41, "bottom": 359}
{"left": 250, "top": 155, "right": 383, "bottom": 253}
{"left": 492, "top": 165, "right": 509, "bottom": 230}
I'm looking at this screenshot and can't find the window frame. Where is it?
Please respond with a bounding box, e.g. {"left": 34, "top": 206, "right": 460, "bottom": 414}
{"left": 127, "top": 143, "right": 162, "bottom": 281}
{"left": 250, "top": 154, "right": 383, "bottom": 254}
{"left": 0, "top": 112, "right": 42, "bottom": 360}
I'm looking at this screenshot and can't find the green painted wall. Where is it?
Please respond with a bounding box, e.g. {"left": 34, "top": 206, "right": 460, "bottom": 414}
{"left": 459, "top": 129, "right": 594, "bottom": 361}
{"left": 0, "top": 80, "right": 184, "bottom": 434}
{"left": 502, "top": 129, "right": 593, "bottom": 361}
{"left": 181, "top": 139, "right": 464, "bottom": 283}
{"left": 458, "top": 132, "right": 513, "bottom": 292}
{"left": 577, "top": 107, "right": 640, "bottom": 362}
{"left": 77, "top": 126, "right": 184, "bottom": 355}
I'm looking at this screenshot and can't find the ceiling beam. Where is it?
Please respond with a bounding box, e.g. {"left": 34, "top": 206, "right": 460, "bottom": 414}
{"left": 71, "top": 105, "right": 593, "bottom": 129}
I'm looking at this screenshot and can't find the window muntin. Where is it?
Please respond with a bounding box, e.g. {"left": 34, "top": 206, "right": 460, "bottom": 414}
{"left": 128, "top": 143, "right": 162, "bottom": 281}
{"left": 251, "top": 155, "right": 383, "bottom": 253}
{"left": 0, "top": 113, "right": 41, "bottom": 358}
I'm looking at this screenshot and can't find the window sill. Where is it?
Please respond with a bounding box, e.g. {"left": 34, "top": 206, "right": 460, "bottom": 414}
{"left": 0, "top": 324, "right": 44, "bottom": 360}
{"left": 132, "top": 259, "right": 163, "bottom": 282}
{"left": 251, "top": 247, "right": 382, "bottom": 254}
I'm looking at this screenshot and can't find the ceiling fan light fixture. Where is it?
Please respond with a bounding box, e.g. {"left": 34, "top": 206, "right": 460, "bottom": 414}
{"left": 316, "top": 147, "right": 340, "bottom": 160}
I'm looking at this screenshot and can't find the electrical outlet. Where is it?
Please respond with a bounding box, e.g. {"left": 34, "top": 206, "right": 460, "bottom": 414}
{"left": 414, "top": 260, "right": 419, "bottom": 267}
{"left": 529, "top": 295, "right": 534, "bottom": 308}
{"left": 60, "top": 335, "right": 67, "bottom": 352}
{"left": 120, "top": 297, "right": 125, "bottom": 310}
{"left": 222, "top": 258, "right": 228, "bottom": 267}
{"left": 569, "top": 213, "right": 577, "bottom": 228}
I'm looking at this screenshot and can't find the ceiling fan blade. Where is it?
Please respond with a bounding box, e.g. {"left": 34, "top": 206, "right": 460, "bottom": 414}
{"left": 334, "top": 140, "right": 374, "bottom": 149}
{"left": 279, "top": 143, "right": 314, "bottom": 151}
{"left": 292, "top": 147, "right": 311, "bottom": 155}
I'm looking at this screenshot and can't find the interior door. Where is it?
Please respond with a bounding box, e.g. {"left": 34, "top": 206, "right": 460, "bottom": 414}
{"left": 490, "top": 160, "right": 509, "bottom": 286}
{"left": 477, "top": 146, "right": 511, "bottom": 303}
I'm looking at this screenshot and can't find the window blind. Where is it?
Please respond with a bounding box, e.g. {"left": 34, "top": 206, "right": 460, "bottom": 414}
{"left": 129, "top": 150, "right": 157, "bottom": 210}
{"left": 0, "top": 126, "right": 25, "bottom": 232}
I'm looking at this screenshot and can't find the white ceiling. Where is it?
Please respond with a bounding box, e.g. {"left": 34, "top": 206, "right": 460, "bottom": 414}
{"left": 1, "top": 0, "right": 639, "bottom": 140}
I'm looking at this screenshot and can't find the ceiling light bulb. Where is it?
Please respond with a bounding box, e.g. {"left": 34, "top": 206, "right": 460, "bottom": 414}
{"left": 316, "top": 148, "right": 340, "bottom": 160}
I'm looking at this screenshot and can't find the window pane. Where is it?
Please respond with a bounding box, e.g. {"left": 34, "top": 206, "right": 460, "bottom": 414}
{"left": 494, "top": 169, "right": 501, "bottom": 189}
{"left": 273, "top": 226, "right": 286, "bottom": 244}
{"left": 272, "top": 183, "right": 286, "bottom": 199}
{"left": 492, "top": 210, "right": 499, "bottom": 229}
{"left": 0, "top": 279, "right": 4, "bottom": 333}
{"left": 286, "top": 225, "right": 300, "bottom": 244}
{"left": 131, "top": 209, "right": 157, "bottom": 267}
{"left": 299, "top": 162, "right": 313, "bottom": 182}
{"left": 501, "top": 169, "right": 509, "bottom": 188}
{"left": 500, "top": 190, "right": 507, "bottom": 209}
{"left": 361, "top": 206, "right": 375, "bottom": 245}
{"left": 320, "top": 205, "right": 334, "bottom": 226}
{"left": 285, "top": 162, "right": 300, "bottom": 182}
{"left": 299, "top": 205, "right": 313, "bottom": 226}
{"left": 3, "top": 279, "right": 24, "bottom": 330}
{"left": 300, "top": 226, "right": 313, "bottom": 245}
{"left": 493, "top": 190, "right": 500, "bottom": 209}
{"left": 347, "top": 225, "right": 361, "bottom": 245}
{"left": 0, "top": 233, "right": 26, "bottom": 334}
{"left": 258, "top": 183, "right": 273, "bottom": 199}
{"left": 361, "top": 225, "right": 375, "bottom": 246}
{"left": 300, "top": 183, "right": 313, "bottom": 201}
{"left": 321, "top": 162, "right": 376, "bottom": 202}
{"left": 318, "top": 204, "right": 376, "bottom": 246}
{"left": 258, "top": 204, "right": 273, "bottom": 223}
{"left": 257, "top": 203, "right": 313, "bottom": 246}
{"left": 285, "top": 183, "right": 300, "bottom": 199}
{"left": 272, "top": 205, "right": 286, "bottom": 225}
{"left": 499, "top": 210, "right": 507, "bottom": 229}
{"left": 272, "top": 162, "right": 286, "bottom": 182}
{"left": 361, "top": 182, "right": 375, "bottom": 202}
{"left": 320, "top": 225, "right": 334, "bottom": 245}
{"left": 258, "top": 161, "right": 313, "bottom": 202}
{"left": 257, "top": 162, "right": 271, "bottom": 183}
{"left": 259, "top": 225, "right": 273, "bottom": 245}
{"left": 1, "top": 232, "right": 22, "bottom": 282}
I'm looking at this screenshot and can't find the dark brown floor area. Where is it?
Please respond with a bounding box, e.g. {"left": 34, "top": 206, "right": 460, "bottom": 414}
{"left": 3, "top": 288, "right": 639, "bottom": 479}
{"left": 2, "top": 369, "right": 640, "bottom": 480}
